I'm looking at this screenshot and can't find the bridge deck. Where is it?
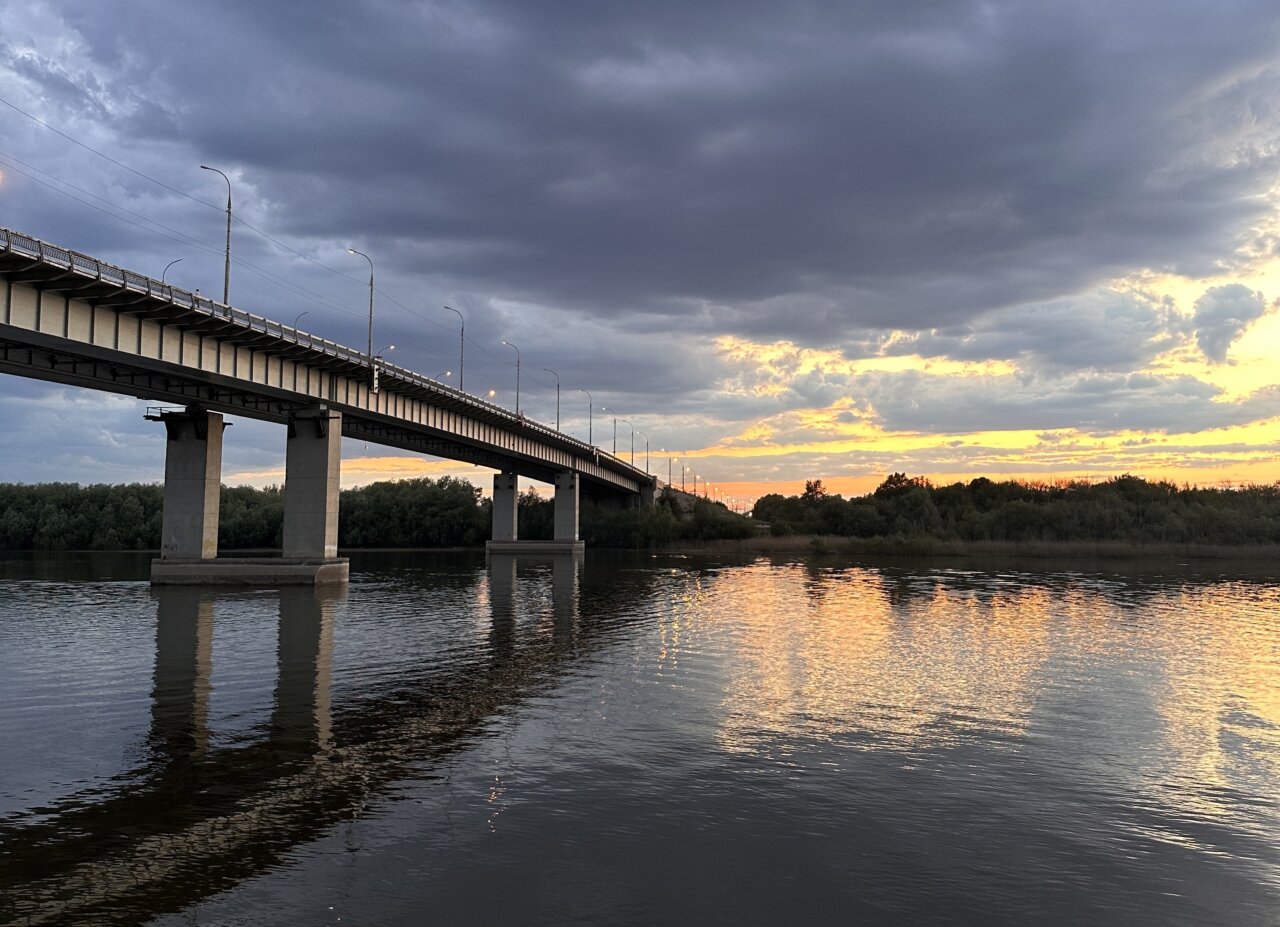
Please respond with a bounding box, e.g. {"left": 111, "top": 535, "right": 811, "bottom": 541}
{"left": 0, "top": 228, "right": 652, "bottom": 493}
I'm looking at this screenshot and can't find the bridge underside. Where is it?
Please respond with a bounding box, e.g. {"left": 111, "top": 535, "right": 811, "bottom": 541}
{"left": 0, "top": 329, "right": 608, "bottom": 488}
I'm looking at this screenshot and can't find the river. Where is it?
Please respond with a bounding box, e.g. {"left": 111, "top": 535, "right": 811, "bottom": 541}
{"left": 1, "top": 550, "right": 1277, "bottom": 925}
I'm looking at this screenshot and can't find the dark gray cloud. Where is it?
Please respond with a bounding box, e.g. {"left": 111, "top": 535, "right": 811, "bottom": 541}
{"left": 7, "top": 0, "right": 1279, "bottom": 336}
{"left": 893, "top": 288, "right": 1183, "bottom": 372}
{"left": 1192, "top": 283, "right": 1268, "bottom": 363}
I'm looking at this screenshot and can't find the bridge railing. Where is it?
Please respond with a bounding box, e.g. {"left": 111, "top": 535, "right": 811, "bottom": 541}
{"left": 1, "top": 228, "right": 650, "bottom": 481}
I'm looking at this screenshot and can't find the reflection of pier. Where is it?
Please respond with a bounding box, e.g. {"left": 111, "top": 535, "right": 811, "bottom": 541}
{"left": 0, "top": 554, "right": 599, "bottom": 927}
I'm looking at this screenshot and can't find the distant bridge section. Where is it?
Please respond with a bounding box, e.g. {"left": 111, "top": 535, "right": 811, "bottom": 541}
{"left": 0, "top": 228, "right": 655, "bottom": 577}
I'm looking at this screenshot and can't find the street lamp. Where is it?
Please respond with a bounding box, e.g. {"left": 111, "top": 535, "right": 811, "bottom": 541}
{"left": 501, "top": 340, "right": 521, "bottom": 414}
{"left": 443, "top": 306, "right": 464, "bottom": 391}
{"left": 577, "top": 388, "right": 592, "bottom": 445}
{"left": 620, "top": 417, "right": 635, "bottom": 465}
{"left": 348, "top": 248, "right": 375, "bottom": 387}
{"left": 636, "top": 430, "right": 649, "bottom": 474}
{"left": 601, "top": 407, "right": 618, "bottom": 454}
{"left": 292, "top": 310, "right": 309, "bottom": 329}
{"left": 435, "top": 369, "right": 452, "bottom": 382}
{"left": 199, "top": 165, "right": 231, "bottom": 305}
{"left": 543, "top": 368, "right": 560, "bottom": 430}
{"left": 162, "top": 258, "right": 182, "bottom": 284}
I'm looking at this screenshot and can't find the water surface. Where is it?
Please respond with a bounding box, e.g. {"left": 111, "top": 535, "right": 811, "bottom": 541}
{"left": 1, "top": 550, "right": 1277, "bottom": 925}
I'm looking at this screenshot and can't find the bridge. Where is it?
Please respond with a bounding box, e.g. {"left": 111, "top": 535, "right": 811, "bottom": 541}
{"left": 0, "top": 228, "right": 657, "bottom": 581}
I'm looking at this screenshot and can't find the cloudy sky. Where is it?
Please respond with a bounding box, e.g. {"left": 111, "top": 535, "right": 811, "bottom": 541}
{"left": 2, "top": 0, "right": 1279, "bottom": 503}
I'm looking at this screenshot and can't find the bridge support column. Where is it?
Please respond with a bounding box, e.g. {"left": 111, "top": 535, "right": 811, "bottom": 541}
{"left": 158, "top": 408, "right": 224, "bottom": 560}
{"left": 488, "top": 472, "right": 585, "bottom": 553}
{"left": 283, "top": 407, "right": 343, "bottom": 560}
{"left": 491, "top": 472, "right": 519, "bottom": 542}
{"left": 640, "top": 481, "right": 657, "bottom": 508}
{"left": 554, "top": 471, "right": 580, "bottom": 542}
{"left": 152, "top": 405, "right": 348, "bottom": 585}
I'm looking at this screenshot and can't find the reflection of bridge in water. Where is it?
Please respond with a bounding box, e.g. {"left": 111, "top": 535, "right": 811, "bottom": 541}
{"left": 0, "top": 554, "right": 642, "bottom": 926}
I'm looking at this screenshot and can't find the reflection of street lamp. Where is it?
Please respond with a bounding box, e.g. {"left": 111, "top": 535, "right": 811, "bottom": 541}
{"left": 199, "top": 165, "right": 231, "bottom": 304}
{"left": 543, "top": 368, "right": 560, "bottom": 430}
{"left": 162, "top": 258, "right": 182, "bottom": 284}
{"left": 348, "top": 248, "right": 375, "bottom": 386}
{"left": 443, "top": 305, "right": 464, "bottom": 391}
{"left": 577, "top": 388, "right": 592, "bottom": 445}
{"left": 501, "top": 341, "right": 521, "bottom": 414}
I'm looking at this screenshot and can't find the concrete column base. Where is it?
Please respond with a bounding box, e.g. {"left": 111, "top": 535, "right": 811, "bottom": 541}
{"left": 486, "top": 540, "right": 585, "bottom": 554}
{"left": 151, "top": 557, "right": 349, "bottom": 586}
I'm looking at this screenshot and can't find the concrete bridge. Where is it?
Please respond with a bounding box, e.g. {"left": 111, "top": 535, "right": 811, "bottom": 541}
{"left": 0, "top": 228, "right": 657, "bottom": 581}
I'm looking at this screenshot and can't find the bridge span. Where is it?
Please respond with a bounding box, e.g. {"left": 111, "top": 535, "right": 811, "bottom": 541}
{"left": 0, "top": 228, "right": 656, "bottom": 580}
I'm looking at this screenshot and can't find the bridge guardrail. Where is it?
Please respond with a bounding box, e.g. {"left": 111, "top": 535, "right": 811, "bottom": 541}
{"left": 0, "top": 228, "right": 651, "bottom": 482}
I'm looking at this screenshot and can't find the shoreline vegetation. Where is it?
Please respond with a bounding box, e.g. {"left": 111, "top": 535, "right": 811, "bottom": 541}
{"left": 0, "top": 472, "right": 1277, "bottom": 557}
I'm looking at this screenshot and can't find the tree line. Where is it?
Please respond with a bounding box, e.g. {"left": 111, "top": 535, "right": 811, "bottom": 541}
{"left": 751, "top": 474, "right": 1280, "bottom": 545}
{"left": 0, "top": 478, "right": 754, "bottom": 551}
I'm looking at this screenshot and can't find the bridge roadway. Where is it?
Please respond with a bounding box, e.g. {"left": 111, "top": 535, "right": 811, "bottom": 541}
{"left": 0, "top": 228, "right": 657, "bottom": 576}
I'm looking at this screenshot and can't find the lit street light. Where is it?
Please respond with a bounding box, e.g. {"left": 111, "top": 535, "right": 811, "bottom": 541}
{"left": 199, "top": 165, "right": 231, "bottom": 305}
{"left": 601, "top": 407, "right": 618, "bottom": 455}
{"left": 347, "top": 248, "right": 375, "bottom": 388}
{"left": 443, "top": 306, "right": 464, "bottom": 392}
{"left": 620, "top": 417, "right": 634, "bottom": 465}
{"left": 577, "top": 388, "right": 593, "bottom": 445}
{"left": 543, "top": 368, "right": 560, "bottom": 430}
{"left": 501, "top": 340, "right": 521, "bottom": 414}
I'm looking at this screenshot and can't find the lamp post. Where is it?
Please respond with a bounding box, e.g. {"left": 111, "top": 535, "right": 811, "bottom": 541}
{"left": 501, "top": 340, "right": 521, "bottom": 414}
{"left": 292, "top": 310, "right": 309, "bottom": 329}
{"left": 443, "top": 306, "right": 464, "bottom": 391}
{"left": 637, "top": 431, "right": 649, "bottom": 474}
{"left": 162, "top": 258, "right": 182, "bottom": 284}
{"left": 620, "top": 418, "right": 635, "bottom": 465}
{"left": 199, "top": 165, "right": 231, "bottom": 305}
{"left": 542, "top": 368, "right": 560, "bottom": 430}
{"left": 347, "top": 248, "right": 375, "bottom": 387}
{"left": 601, "top": 407, "right": 618, "bottom": 454}
{"left": 577, "top": 388, "right": 592, "bottom": 445}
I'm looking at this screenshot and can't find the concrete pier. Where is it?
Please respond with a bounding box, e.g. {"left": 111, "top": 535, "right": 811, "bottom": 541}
{"left": 157, "top": 408, "right": 224, "bottom": 560}
{"left": 283, "top": 407, "right": 343, "bottom": 559}
{"left": 151, "top": 405, "right": 348, "bottom": 585}
{"left": 491, "top": 471, "right": 519, "bottom": 542}
{"left": 554, "top": 471, "right": 580, "bottom": 542}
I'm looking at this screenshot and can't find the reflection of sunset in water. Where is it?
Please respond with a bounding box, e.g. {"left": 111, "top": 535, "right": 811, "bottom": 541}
{"left": 658, "top": 561, "right": 1279, "bottom": 837}
{"left": 696, "top": 563, "right": 1053, "bottom": 753}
